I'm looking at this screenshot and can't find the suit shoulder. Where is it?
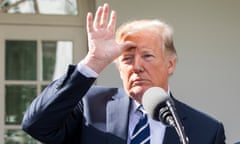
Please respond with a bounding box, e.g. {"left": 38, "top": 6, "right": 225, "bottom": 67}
{"left": 86, "top": 85, "right": 118, "bottom": 96}
{"left": 173, "top": 98, "right": 226, "bottom": 143}
{"left": 175, "top": 98, "right": 222, "bottom": 126}
{"left": 83, "top": 86, "right": 126, "bottom": 101}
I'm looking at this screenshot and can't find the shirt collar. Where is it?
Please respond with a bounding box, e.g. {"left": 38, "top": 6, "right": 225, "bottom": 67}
{"left": 132, "top": 86, "right": 171, "bottom": 113}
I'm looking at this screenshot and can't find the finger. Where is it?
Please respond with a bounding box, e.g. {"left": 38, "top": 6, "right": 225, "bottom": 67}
{"left": 107, "top": 10, "right": 117, "bottom": 33}
{"left": 93, "top": 6, "right": 103, "bottom": 29}
{"left": 100, "top": 3, "right": 109, "bottom": 28}
{"left": 87, "top": 12, "right": 93, "bottom": 33}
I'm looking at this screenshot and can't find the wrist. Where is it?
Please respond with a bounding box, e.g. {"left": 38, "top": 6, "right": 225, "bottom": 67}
{"left": 81, "top": 55, "right": 109, "bottom": 74}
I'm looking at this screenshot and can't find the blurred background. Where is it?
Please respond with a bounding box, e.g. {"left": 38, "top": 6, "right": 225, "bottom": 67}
{"left": 0, "top": 0, "right": 239, "bottom": 143}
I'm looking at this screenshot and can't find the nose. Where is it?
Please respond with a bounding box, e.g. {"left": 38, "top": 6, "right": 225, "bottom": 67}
{"left": 132, "top": 56, "right": 144, "bottom": 73}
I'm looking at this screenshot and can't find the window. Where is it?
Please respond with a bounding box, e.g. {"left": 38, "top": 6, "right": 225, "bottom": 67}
{"left": 0, "top": 0, "right": 78, "bottom": 15}
{"left": 0, "top": 0, "right": 94, "bottom": 143}
{"left": 4, "top": 40, "right": 73, "bottom": 143}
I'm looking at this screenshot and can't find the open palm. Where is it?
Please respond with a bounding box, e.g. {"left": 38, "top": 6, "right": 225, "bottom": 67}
{"left": 84, "top": 4, "right": 135, "bottom": 73}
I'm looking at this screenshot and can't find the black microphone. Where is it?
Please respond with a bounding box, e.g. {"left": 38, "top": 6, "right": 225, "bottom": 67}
{"left": 142, "top": 87, "right": 189, "bottom": 144}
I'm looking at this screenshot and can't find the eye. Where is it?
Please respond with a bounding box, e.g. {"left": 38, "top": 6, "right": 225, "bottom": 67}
{"left": 121, "top": 55, "right": 133, "bottom": 64}
{"left": 143, "top": 54, "right": 154, "bottom": 61}
{"left": 143, "top": 54, "right": 153, "bottom": 58}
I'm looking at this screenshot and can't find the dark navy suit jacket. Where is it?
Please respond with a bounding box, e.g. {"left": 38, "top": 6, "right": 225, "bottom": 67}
{"left": 22, "top": 65, "right": 226, "bottom": 144}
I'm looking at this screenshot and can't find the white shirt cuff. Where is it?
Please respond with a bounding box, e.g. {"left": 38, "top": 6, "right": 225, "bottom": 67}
{"left": 77, "top": 61, "right": 99, "bottom": 78}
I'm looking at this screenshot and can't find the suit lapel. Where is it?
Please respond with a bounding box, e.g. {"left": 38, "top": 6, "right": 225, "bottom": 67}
{"left": 163, "top": 126, "right": 180, "bottom": 144}
{"left": 106, "top": 88, "right": 130, "bottom": 141}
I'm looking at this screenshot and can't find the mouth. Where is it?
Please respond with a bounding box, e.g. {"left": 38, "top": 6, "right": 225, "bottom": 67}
{"left": 131, "top": 79, "right": 149, "bottom": 86}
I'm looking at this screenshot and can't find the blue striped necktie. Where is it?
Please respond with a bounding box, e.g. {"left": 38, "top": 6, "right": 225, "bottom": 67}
{"left": 130, "top": 107, "right": 150, "bottom": 144}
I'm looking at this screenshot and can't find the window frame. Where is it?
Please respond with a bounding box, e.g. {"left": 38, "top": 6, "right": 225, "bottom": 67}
{"left": 0, "top": 0, "right": 96, "bottom": 143}
{"left": 0, "top": 0, "right": 95, "bottom": 27}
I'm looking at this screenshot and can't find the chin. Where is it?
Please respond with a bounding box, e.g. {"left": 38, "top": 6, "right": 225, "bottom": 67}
{"left": 129, "top": 86, "right": 148, "bottom": 100}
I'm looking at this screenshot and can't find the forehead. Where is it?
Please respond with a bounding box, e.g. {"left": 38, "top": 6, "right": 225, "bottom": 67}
{"left": 121, "top": 30, "right": 161, "bottom": 41}
{"left": 122, "top": 31, "right": 163, "bottom": 51}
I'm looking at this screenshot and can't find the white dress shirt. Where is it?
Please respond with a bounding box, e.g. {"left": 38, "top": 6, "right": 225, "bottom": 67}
{"left": 77, "top": 62, "right": 166, "bottom": 144}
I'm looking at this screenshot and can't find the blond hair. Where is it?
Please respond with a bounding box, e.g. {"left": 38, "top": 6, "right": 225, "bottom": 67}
{"left": 116, "top": 19, "right": 177, "bottom": 55}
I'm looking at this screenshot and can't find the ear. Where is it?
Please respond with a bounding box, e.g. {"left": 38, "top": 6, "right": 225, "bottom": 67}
{"left": 167, "top": 55, "right": 177, "bottom": 76}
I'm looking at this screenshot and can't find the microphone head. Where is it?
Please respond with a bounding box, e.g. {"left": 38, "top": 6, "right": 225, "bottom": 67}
{"left": 142, "top": 87, "right": 169, "bottom": 121}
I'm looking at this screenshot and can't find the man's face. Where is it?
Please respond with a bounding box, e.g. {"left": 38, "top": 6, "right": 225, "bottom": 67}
{"left": 117, "top": 31, "right": 176, "bottom": 103}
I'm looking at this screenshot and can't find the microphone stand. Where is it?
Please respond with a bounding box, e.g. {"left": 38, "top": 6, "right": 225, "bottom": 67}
{"left": 166, "top": 100, "right": 189, "bottom": 144}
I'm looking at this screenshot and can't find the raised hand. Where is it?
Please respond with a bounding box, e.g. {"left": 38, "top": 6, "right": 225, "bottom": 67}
{"left": 82, "top": 3, "right": 135, "bottom": 74}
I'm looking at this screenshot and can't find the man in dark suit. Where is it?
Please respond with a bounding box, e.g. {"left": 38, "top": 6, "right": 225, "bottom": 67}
{"left": 22, "top": 3, "right": 226, "bottom": 144}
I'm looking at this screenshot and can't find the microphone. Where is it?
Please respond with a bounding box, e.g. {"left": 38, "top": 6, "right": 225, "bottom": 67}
{"left": 142, "top": 87, "right": 189, "bottom": 144}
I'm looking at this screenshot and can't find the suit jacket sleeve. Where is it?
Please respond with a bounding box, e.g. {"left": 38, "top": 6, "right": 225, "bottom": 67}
{"left": 21, "top": 65, "right": 96, "bottom": 144}
{"left": 214, "top": 122, "right": 226, "bottom": 144}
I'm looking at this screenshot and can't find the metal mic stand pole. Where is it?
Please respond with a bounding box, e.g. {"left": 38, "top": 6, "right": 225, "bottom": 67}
{"left": 166, "top": 100, "right": 189, "bottom": 144}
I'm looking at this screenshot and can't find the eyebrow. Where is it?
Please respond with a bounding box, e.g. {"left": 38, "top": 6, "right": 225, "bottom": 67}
{"left": 124, "top": 46, "right": 136, "bottom": 52}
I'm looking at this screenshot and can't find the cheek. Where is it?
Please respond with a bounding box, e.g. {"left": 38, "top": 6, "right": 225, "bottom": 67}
{"left": 149, "top": 64, "right": 168, "bottom": 81}
{"left": 118, "top": 66, "right": 130, "bottom": 82}
{"left": 119, "top": 71, "right": 132, "bottom": 92}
